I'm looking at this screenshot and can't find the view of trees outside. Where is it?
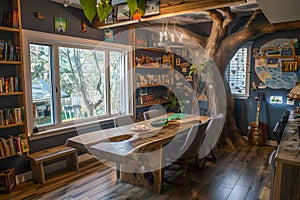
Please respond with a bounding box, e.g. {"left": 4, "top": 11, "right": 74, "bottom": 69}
{"left": 30, "top": 44, "right": 125, "bottom": 127}
{"left": 30, "top": 44, "right": 53, "bottom": 127}
{"left": 59, "top": 47, "right": 106, "bottom": 121}
{"left": 110, "top": 51, "right": 123, "bottom": 114}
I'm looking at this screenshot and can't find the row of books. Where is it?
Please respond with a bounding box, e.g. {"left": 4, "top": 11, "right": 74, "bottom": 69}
{"left": 0, "top": 76, "right": 20, "bottom": 93}
{"left": 0, "top": 40, "right": 21, "bottom": 61}
{"left": 0, "top": 107, "right": 23, "bottom": 126}
{"left": 0, "top": 134, "right": 29, "bottom": 158}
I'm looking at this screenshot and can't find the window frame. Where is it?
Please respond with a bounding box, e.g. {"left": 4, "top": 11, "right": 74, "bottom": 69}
{"left": 226, "top": 42, "right": 252, "bottom": 99}
{"left": 23, "top": 29, "right": 133, "bottom": 137}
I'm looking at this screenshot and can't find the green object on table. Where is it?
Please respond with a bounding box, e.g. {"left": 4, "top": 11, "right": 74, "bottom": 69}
{"left": 151, "top": 118, "right": 168, "bottom": 127}
{"left": 167, "top": 113, "right": 188, "bottom": 121}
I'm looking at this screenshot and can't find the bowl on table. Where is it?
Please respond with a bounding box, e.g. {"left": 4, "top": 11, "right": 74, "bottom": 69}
{"left": 150, "top": 118, "right": 168, "bottom": 127}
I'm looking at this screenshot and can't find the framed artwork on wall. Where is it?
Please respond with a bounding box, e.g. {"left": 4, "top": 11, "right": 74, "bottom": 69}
{"left": 54, "top": 17, "right": 67, "bottom": 32}
{"left": 105, "top": 9, "right": 114, "bottom": 24}
{"left": 116, "top": 4, "right": 130, "bottom": 21}
{"left": 144, "top": 0, "right": 160, "bottom": 17}
{"left": 104, "top": 28, "right": 114, "bottom": 42}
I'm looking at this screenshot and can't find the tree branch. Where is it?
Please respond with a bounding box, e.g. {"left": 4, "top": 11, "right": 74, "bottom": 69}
{"left": 245, "top": 9, "right": 261, "bottom": 28}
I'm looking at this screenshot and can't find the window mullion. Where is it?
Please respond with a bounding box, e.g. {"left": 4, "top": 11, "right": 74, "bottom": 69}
{"left": 52, "top": 44, "right": 62, "bottom": 125}
{"left": 106, "top": 50, "right": 111, "bottom": 116}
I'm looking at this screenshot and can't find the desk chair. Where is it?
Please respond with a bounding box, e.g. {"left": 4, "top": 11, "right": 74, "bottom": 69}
{"left": 199, "top": 113, "right": 224, "bottom": 165}
{"left": 143, "top": 109, "right": 162, "bottom": 120}
{"left": 114, "top": 115, "right": 134, "bottom": 127}
{"left": 163, "top": 120, "right": 210, "bottom": 186}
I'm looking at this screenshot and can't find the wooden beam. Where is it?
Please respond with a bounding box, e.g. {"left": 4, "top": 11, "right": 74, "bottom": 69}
{"left": 92, "top": 0, "right": 246, "bottom": 29}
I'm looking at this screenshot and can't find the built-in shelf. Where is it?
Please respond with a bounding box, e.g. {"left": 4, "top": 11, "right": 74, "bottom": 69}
{"left": 135, "top": 65, "right": 172, "bottom": 69}
{"left": 0, "top": 122, "right": 25, "bottom": 129}
{"left": 136, "top": 84, "right": 172, "bottom": 88}
{"left": 136, "top": 100, "right": 170, "bottom": 108}
{"left": 135, "top": 46, "right": 166, "bottom": 53}
{"left": 0, "top": 60, "right": 22, "bottom": 65}
{"left": 0, "top": 26, "right": 20, "bottom": 32}
{"left": 0, "top": 92, "right": 23, "bottom": 96}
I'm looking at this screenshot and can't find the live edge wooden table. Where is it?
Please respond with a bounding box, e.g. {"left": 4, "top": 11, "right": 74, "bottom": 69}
{"left": 273, "top": 112, "right": 300, "bottom": 200}
{"left": 66, "top": 114, "right": 210, "bottom": 193}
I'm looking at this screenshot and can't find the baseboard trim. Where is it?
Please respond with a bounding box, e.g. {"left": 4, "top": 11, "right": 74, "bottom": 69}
{"left": 15, "top": 153, "right": 94, "bottom": 184}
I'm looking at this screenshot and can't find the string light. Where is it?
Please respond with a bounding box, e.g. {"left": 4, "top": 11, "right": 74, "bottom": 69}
{"left": 63, "top": 0, "right": 72, "bottom": 7}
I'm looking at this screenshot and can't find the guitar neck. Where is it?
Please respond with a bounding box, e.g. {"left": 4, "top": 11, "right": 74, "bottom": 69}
{"left": 256, "top": 99, "right": 261, "bottom": 127}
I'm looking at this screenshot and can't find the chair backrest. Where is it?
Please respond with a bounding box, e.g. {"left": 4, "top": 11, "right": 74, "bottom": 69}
{"left": 179, "top": 120, "right": 210, "bottom": 159}
{"left": 273, "top": 121, "right": 284, "bottom": 145}
{"left": 198, "top": 113, "right": 225, "bottom": 159}
{"left": 280, "top": 110, "right": 290, "bottom": 128}
{"left": 143, "top": 109, "right": 161, "bottom": 120}
{"left": 114, "top": 115, "right": 134, "bottom": 127}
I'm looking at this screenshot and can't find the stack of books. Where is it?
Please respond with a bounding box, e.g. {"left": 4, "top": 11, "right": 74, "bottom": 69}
{"left": 0, "top": 134, "right": 29, "bottom": 158}
{"left": 0, "top": 107, "right": 23, "bottom": 126}
{"left": 0, "top": 76, "right": 19, "bottom": 93}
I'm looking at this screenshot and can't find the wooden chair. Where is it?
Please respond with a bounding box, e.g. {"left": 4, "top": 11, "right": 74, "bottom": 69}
{"left": 114, "top": 115, "right": 134, "bottom": 127}
{"left": 163, "top": 120, "right": 210, "bottom": 186}
{"left": 143, "top": 109, "right": 161, "bottom": 120}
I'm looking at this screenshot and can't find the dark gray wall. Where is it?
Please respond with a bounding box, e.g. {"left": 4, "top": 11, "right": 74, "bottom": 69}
{"left": 21, "top": 0, "right": 104, "bottom": 40}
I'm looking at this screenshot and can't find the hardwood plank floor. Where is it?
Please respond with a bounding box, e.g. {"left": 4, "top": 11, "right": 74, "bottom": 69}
{"left": 0, "top": 145, "right": 275, "bottom": 200}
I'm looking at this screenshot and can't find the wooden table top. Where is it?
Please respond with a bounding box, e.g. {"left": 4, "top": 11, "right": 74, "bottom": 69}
{"left": 66, "top": 115, "right": 210, "bottom": 163}
{"left": 276, "top": 113, "right": 300, "bottom": 166}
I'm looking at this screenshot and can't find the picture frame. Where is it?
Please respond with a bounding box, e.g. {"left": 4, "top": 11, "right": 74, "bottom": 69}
{"left": 104, "top": 28, "right": 114, "bottom": 42}
{"left": 105, "top": 9, "right": 114, "bottom": 24}
{"left": 54, "top": 17, "right": 67, "bottom": 32}
{"left": 116, "top": 3, "right": 130, "bottom": 21}
{"left": 281, "top": 60, "right": 298, "bottom": 72}
{"left": 144, "top": 0, "right": 160, "bottom": 17}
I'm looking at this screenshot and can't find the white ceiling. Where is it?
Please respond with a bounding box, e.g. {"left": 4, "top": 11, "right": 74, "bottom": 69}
{"left": 49, "top": 0, "right": 300, "bottom": 25}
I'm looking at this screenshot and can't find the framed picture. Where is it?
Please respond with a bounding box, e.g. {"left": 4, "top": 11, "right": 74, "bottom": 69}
{"left": 282, "top": 60, "right": 298, "bottom": 72}
{"left": 116, "top": 4, "right": 130, "bottom": 21}
{"left": 54, "top": 17, "right": 67, "bottom": 32}
{"left": 144, "top": 0, "right": 160, "bottom": 17}
{"left": 104, "top": 28, "right": 114, "bottom": 42}
{"left": 105, "top": 9, "right": 114, "bottom": 24}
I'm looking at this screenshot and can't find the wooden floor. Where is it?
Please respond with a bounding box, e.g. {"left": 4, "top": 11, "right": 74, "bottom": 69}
{"left": 1, "top": 145, "right": 275, "bottom": 200}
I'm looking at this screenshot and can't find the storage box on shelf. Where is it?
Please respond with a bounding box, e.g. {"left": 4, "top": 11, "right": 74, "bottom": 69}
{"left": 0, "top": 0, "right": 28, "bottom": 160}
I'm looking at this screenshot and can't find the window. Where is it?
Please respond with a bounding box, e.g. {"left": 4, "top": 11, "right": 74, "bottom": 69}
{"left": 226, "top": 43, "right": 251, "bottom": 99}
{"left": 23, "top": 30, "right": 132, "bottom": 135}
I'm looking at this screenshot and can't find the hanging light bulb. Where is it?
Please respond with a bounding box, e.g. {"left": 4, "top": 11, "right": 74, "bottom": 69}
{"left": 63, "top": 0, "right": 72, "bottom": 7}
{"left": 157, "top": 17, "right": 185, "bottom": 48}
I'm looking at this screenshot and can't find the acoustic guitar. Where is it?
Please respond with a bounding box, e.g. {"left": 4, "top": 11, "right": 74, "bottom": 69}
{"left": 248, "top": 93, "right": 268, "bottom": 145}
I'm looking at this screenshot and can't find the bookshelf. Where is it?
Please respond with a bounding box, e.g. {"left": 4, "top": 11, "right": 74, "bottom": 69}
{"left": 0, "top": 0, "right": 29, "bottom": 160}
{"left": 133, "top": 45, "right": 175, "bottom": 121}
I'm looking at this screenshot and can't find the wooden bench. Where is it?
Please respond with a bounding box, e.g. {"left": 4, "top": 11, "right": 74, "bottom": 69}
{"left": 27, "top": 145, "right": 78, "bottom": 184}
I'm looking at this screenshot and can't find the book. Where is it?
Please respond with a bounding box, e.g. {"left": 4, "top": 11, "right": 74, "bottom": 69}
{"left": 0, "top": 41, "right": 6, "bottom": 60}
{"left": 19, "top": 134, "right": 29, "bottom": 153}
{"left": 6, "top": 9, "right": 18, "bottom": 28}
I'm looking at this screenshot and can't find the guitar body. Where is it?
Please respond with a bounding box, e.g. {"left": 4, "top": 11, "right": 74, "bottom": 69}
{"left": 248, "top": 121, "right": 267, "bottom": 145}
{"left": 248, "top": 93, "right": 268, "bottom": 146}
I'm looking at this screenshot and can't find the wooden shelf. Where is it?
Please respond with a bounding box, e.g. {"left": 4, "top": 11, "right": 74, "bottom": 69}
{"left": 0, "top": 123, "right": 25, "bottom": 129}
{"left": 136, "top": 100, "right": 170, "bottom": 108}
{"left": 135, "top": 46, "right": 166, "bottom": 53}
{"left": 135, "top": 65, "right": 172, "bottom": 69}
{"left": 0, "top": 92, "right": 23, "bottom": 96}
{"left": 0, "top": 153, "right": 18, "bottom": 159}
{"left": 0, "top": 26, "right": 20, "bottom": 32}
{"left": 136, "top": 84, "right": 172, "bottom": 88}
{"left": 0, "top": 60, "right": 22, "bottom": 65}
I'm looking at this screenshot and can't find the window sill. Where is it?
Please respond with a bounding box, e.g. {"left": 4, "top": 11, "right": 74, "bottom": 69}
{"left": 29, "top": 117, "right": 115, "bottom": 141}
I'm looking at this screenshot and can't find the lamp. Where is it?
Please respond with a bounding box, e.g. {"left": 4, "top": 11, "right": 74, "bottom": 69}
{"left": 287, "top": 81, "right": 300, "bottom": 100}
{"left": 157, "top": 18, "right": 184, "bottom": 48}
